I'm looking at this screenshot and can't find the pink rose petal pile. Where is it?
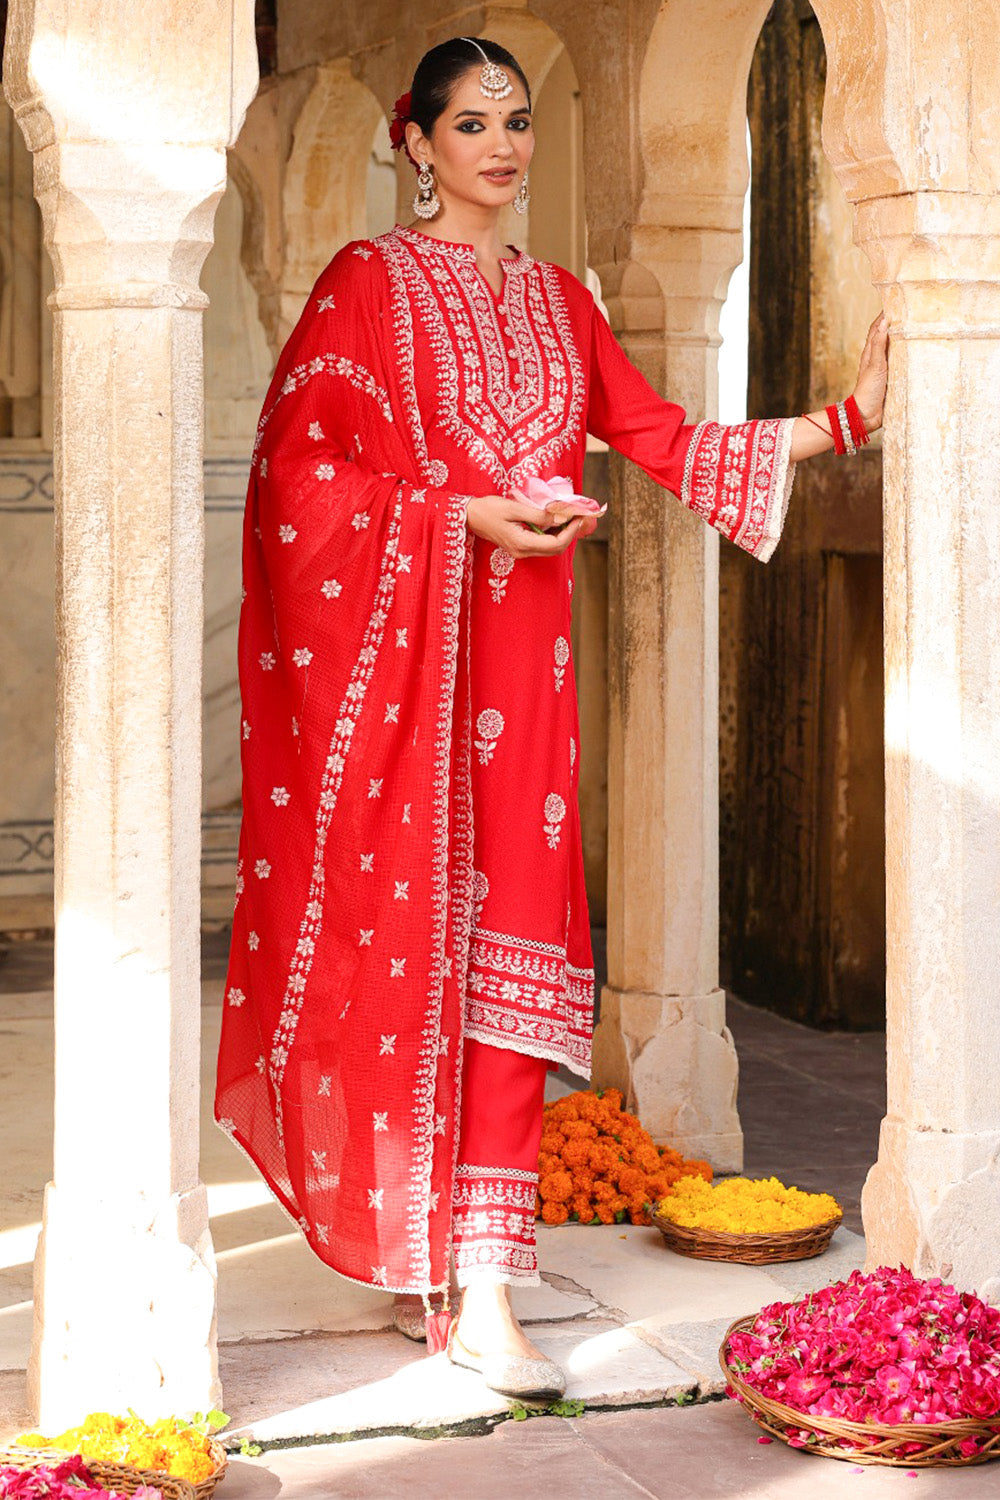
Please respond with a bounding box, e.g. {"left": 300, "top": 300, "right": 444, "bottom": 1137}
{"left": 0, "top": 1453, "right": 168, "bottom": 1498}
{"left": 726, "top": 1266, "right": 1000, "bottom": 1458}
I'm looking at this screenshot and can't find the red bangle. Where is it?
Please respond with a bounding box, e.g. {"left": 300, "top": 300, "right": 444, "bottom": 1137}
{"left": 825, "top": 404, "right": 847, "bottom": 456}
{"left": 844, "top": 394, "right": 870, "bottom": 447}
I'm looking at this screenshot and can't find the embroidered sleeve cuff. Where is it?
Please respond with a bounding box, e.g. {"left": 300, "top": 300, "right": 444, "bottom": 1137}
{"left": 680, "top": 416, "right": 797, "bottom": 562}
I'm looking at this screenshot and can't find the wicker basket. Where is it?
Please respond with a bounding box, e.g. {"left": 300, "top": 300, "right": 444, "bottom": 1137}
{"left": 0, "top": 1440, "right": 226, "bottom": 1498}
{"left": 648, "top": 1206, "right": 841, "bottom": 1264}
{"left": 719, "top": 1316, "right": 1000, "bottom": 1467}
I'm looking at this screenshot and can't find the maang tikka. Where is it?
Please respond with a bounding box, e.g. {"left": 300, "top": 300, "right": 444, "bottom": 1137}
{"left": 458, "top": 36, "right": 513, "bottom": 99}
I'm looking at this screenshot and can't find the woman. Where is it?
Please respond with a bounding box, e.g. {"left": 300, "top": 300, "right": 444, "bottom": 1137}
{"left": 216, "top": 36, "right": 889, "bottom": 1401}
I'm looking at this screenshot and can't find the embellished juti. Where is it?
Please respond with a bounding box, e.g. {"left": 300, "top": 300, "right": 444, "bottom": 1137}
{"left": 215, "top": 224, "right": 796, "bottom": 1295}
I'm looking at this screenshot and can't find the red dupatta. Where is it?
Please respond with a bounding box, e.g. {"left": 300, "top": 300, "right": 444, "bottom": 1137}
{"left": 215, "top": 242, "right": 475, "bottom": 1295}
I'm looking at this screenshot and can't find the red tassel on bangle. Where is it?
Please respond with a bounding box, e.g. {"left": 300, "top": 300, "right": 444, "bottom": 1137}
{"left": 825, "top": 404, "right": 847, "bottom": 456}
{"left": 844, "top": 394, "right": 870, "bottom": 447}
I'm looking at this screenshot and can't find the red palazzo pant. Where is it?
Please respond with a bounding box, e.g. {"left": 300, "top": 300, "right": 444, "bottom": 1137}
{"left": 451, "top": 1038, "right": 549, "bottom": 1285}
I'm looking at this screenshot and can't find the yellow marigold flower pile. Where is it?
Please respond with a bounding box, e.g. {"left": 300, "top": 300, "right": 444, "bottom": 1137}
{"left": 536, "top": 1087, "right": 712, "bottom": 1226}
{"left": 17, "top": 1411, "right": 219, "bottom": 1483}
{"left": 654, "top": 1174, "right": 841, "bottom": 1234}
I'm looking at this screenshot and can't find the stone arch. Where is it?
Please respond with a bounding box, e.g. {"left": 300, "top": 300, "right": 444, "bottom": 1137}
{"left": 281, "top": 62, "right": 384, "bottom": 339}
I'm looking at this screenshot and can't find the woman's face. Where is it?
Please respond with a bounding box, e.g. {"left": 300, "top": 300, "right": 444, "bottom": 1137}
{"left": 407, "top": 65, "right": 533, "bottom": 214}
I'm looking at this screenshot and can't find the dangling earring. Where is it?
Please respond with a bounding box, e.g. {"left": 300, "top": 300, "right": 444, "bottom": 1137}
{"left": 413, "top": 160, "right": 440, "bottom": 220}
{"left": 512, "top": 168, "right": 530, "bottom": 215}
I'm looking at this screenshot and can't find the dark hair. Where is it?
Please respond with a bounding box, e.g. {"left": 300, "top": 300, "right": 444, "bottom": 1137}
{"left": 409, "top": 37, "right": 531, "bottom": 138}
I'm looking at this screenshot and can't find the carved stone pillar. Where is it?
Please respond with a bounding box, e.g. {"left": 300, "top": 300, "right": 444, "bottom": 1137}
{"left": 857, "top": 193, "right": 1000, "bottom": 1300}
{"left": 592, "top": 223, "right": 745, "bottom": 1172}
{"left": 3, "top": 0, "right": 258, "bottom": 1426}
{"left": 808, "top": 0, "right": 1000, "bottom": 1297}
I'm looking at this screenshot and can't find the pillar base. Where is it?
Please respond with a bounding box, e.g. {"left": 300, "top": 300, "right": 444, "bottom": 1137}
{"left": 28, "top": 1180, "right": 220, "bottom": 1430}
{"left": 593, "top": 985, "right": 743, "bottom": 1172}
{"left": 862, "top": 1117, "right": 1000, "bottom": 1305}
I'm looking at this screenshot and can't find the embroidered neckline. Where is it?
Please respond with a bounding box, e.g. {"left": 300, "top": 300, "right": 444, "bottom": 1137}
{"left": 391, "top": 223, "right": 533, "bottom": 275}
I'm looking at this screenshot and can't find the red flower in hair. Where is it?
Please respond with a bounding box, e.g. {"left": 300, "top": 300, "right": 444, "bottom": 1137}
{"left": 389, "top": 91, "right": 416, "bottom": 165}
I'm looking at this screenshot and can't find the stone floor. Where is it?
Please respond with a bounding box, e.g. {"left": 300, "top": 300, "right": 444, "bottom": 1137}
{"left": 0, "top": 929, "right": 931, "bottom": 1496}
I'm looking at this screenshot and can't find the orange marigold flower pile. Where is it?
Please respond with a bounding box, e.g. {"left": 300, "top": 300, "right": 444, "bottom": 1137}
{"left": 536, "top": 1087, "right": 712, "bottom": 1226}
{"left": 17, "top": 1411, "right": 220, "bottom": 1484}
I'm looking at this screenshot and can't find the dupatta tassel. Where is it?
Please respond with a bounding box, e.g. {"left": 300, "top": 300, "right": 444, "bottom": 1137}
{"left": 423, "top": 1288, "right": 453, "bottom": 1355}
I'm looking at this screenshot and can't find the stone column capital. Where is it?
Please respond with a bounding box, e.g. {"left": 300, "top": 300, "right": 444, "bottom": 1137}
{"left": 854, "top": 191, "right": 1000, "bottom": 337}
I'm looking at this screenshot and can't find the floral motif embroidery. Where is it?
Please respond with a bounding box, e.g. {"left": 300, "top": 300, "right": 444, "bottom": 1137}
{"left": 322, "top": 579, "right": 342, "bottom": 599}
{"left": 271, "top": 787, "right": 290, "bottom": 807}
{"left": 279, "top": 524, "right": 297, "bottom": 543}
{"left": 543, "top": 793, "right": 567, "bottom": 849}
{"left": 452, "top": 1165, "right": 541, "bottom": 1284}
{"left": 380, "top": 1034, "right": 396, "bottom": 1054}
{"left": 472, "top": 869, "right": 490, "bottom": 926}
{"left": 474, "top": 707, "right": 505, "bottom": 765}
{"left": 292, "top": 647, "right": 313, "bottom": 667}
{"left": 227, "top": 987, "right": 245, "bottom": 1007}
{"left": 553, "top": 636, "right": 569, "bottom": 693}
{"left": 254, "top": 859, "right": 271, "bottom": 879}
{"left": 464, "top": 929, "right": 594, "bottom": 1074}
{"left": 489, "top": 548, "right": 514, "bottom": 603}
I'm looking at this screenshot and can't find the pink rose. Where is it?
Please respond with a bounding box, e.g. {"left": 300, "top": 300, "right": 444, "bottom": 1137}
{"left": 511, "top": 475, "right": 606, "bottom": 518}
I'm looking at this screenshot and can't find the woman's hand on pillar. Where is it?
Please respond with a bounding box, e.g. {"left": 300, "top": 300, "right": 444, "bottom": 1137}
{"left": 853, "top": 312, "right": 890, "bottom": 433}
{"left": 465, "top": 494, "right": 597, "bottom": 557}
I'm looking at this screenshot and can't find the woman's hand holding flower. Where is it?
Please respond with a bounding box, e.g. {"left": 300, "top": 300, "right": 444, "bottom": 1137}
{"left": 465, "top": 491, "right": 600, "bottom": 557}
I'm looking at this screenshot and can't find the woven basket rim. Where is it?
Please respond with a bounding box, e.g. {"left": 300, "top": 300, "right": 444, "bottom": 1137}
{"left": 0, "top": 1436, "right": 225, "bottom": 1490}
{"left": 719, "top": 1314, "right": 1000, "bottom": 1442}
{"left": 649, "top": 1207, "right": 842, "bottom": 1247}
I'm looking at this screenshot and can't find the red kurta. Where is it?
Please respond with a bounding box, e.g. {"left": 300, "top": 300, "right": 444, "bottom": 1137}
{"left": 216, "top": 224, "right": 795, "bottom": 1295}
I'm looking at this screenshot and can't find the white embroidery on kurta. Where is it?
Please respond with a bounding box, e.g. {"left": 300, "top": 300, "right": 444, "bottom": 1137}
{"left": 368, "top": 779, "right": 383, "bottom": 798}
{"left": 254, "top": 859, "right": 271, "bottom": 879}
{"left": 318, "top": 1076, "right": 332, "bottom": 1096}
{"left": 255, "top": 1055, "right": 266, "bottom": 1073}
{"left": 380, "top": 1034, "right": 396, "bottom": 1054}
{"left": 352, "top": 512, "right": 370, "bottom": 530}
{"left": 373, "top": 1112, "right": 389, "bottom": 1132}
{"left": 396, "top": 554, "right": 412, "bottom": 573}
{"left": 360, "top": 852, "right": 374, "bottom": 871}
{"left": 308, "top": 421, "right": 325, "bottom": 440}
{"left": 259, "top": 458, "right": 268, "bottom": 478}
{"left": 321, "top": 579, "right": 343, "bottom": 599}
{"left": 396, "top": 628, "right": 408, "bottom": 647}
{"left": 553, "top": 636, "right": 570, "bottom": 692}
{"left": 271, "top": 787, "right": 290, "bottom": 807}
{"left": 315, "top": 463, "right": 337, "bottom": 480}
{"left": 570, "top": 737, "right": 577, "bottom": 771}
{"left": 438, "top": 1035, "right": 450, "bottom": 1057}
{"left": 489, "top": 548, "right": 514, "bottom": 603}
{"left": 248, "top": 930, "right": 260, "bottom": 950}
{"left": 279, "top": 524, "right": 297, "bottom": 543}
{"left": 359, "top": 929, "right": 373, "bottom": 946}
{"left": 316, "top": 1224, "right": 330, "bottom": 1243}
{"left": 368, "top": 1188, "right": 384, "bottom": 1209}
{"left": 227, "top": 987, "right": 245, "bottom": 1007}
{"left": 259, "top": 652, "right": 276, "bottom": 671}
{"left": 474, "top": 708, "right": 505, "bottom": 765}
{"left": 311, "top": 1149, "right": 326, "bottom": 1171}
{"left": 434, "top": 1114, "right": 447, "bottom": 1136}
{"left": 428, "top": 459, "right": 449, "bottom": 485}
{"left": 242, "top": 719, "right": 251, "bottom": 739}
{"left": 390, "top": 957, "right": 406, "bottom": 977}
{"left": 317, "top": 294, "right": 336, "bottom": 311}
{"left": 372, "top": 1265, "right": 388, "bottom": 1285}
{"left": 293, "top": 647, "right": 313, "bottom": 667}
{"left": 472, "top": 870, "right": 490, "bottom": 927}
{"left": 385, "top": 703, "right": 400, "bottom": 723}
{"left": 543, "top": 793, "right": 567, "bottom": 849}
{"left": 394, "top": 880, "right": 409, "bottom": 900}
{"left": 353, "top": 246, "right": 374, "bottom": 260}
{"left": 402, "top": 803, "right": 411, "bottom": 823}
{"left": 379, "top": 228, "right": 585, "bottom": 492}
